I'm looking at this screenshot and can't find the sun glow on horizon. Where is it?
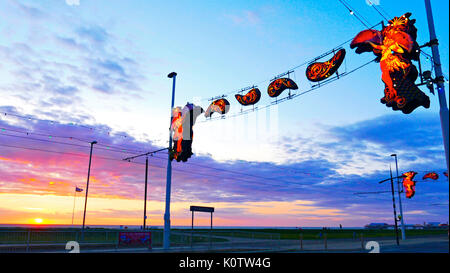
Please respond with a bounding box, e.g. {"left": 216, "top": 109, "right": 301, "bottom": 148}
{"left": 33, "top": 218, "right": 44, "bottom": 224}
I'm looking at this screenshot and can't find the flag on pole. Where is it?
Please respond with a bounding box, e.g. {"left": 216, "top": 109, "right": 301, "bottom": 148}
{"left": 75, "top": 187, "right": 83, "bottom": 192}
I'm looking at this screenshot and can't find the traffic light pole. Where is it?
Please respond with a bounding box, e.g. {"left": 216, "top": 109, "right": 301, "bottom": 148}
{"left": 164, "top": 72, "right": 177, "bottom": 249}
{"left": 424, "top": 0, "right": 449, "bottom": 175}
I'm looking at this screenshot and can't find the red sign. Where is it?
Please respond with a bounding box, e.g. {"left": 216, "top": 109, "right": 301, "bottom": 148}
{"left": 118, "top": 232, "right": 151, "bottom": 248}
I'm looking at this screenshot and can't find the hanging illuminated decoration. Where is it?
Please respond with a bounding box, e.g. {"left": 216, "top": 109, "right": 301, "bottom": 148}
{"left": 306, "top": 49, "right": 346, "bottom": 82}
{"left": 422, "top": 172, "right": 439, "bottom": 180}
{"left": 267, "top": 78, "right": 298, "bottom": 98}
{"left": 170, "top": 103, "right": 204, "bottom": 162}
{"left": 402, "top": 171, "right": 417, "bottom": 199}
{"left": 235, "top": 88, "right": 261, "bottom": 106}
{"left": 350, "top": 13, "right": 430, "bottom": 114}
{"left": 204, "top": 98, "right": 230, "bottom": 118}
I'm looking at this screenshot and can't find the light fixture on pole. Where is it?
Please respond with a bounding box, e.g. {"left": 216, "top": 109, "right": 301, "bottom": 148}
{"left": 391, "top": 153, "right": 406, "bottom": 240}
{"left": 164, "top": 72, "right": 177, "bottom": 249}
{"left": 81, "top": 140, "right": 97, "bottom": 241}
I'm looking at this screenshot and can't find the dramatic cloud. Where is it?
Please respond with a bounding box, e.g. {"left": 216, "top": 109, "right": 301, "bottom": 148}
{"left": 0, "top": 108, "right": 447, "bottom": 226}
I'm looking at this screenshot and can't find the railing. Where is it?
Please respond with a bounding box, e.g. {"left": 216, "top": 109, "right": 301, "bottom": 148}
{"left": 3, "top": 229, "right": 443, "bottom": 253}
{"left": 0, "top": 229, "right": 284, "bottom": 253}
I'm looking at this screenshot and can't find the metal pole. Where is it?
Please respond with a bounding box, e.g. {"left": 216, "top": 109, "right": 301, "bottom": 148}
{"left": 143, "top": 156, "right": 149, "bottom": 229}
{"left": 210, "top": 212, "right": 213, "bottom": 249}
{"left": 392, "top": 154, "right": 406, "bottom": 240}
{"left": 72, "top": 188, "right": 77, "bottom": 227}
{"left": 163, "top": 72, "right": 177, "bottom": 249}
{"left": 191, "top": 211, "right": 194, "bottom": 248}
{"left": 425, "top": 0, "right": 450, "bottom": 175}
{"left": 390, "top": 166, "right": 400, "bottom": 246}
{"left": 81, "top": 141, "right": 96, "bottom": 241}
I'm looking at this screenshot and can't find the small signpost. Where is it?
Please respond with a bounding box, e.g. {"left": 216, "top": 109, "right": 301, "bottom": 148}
{"left": 190, "top": 206, "right": 214, "bottom": 248}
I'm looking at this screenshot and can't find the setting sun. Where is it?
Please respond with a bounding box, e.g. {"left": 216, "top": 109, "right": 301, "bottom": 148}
{"left": 34, "top": 218, "right": 44, "bottom": 224}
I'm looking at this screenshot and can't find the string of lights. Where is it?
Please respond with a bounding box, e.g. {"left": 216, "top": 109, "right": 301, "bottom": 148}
{"left": 0, "top": 112, "right": 131, "bottom": 139}
{"left": 0, "top": 126, "right": 148, "bottom": 154}
{"left": 366, "top": 0, "right": 389, "bottom": 21}
{"left": 198, "top": 57, "right": 377, "bottom": 123}
{"left": 338, "top": 0, "right": 372, "bottom": 29}
{"left": 198, "top": 20, "right": 382, "bottom": 103}
{"left": 0, "top": 132, "right": 141, "bottom": 155}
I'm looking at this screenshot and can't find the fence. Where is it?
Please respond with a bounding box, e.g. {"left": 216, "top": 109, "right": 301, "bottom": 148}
{"left": 0, "top": 228, "right": 285, "bottom": 253}
{"left": 1, "top": 229, "right": 429, "bottom": 253}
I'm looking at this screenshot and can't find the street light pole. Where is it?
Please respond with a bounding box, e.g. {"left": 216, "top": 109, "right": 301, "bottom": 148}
{"left": 391, "top": 154, "right": 406, "bottom": 240}
{"left": 424, "top": 0, "right": 449, "bottom": 175}
{"left": 163, "top": 72, "right": 177, "bottom": 249}
{"left": 81, "top": 140, "right": 97, "bottom": 240}
{"left": 389, "top": 166, "right": 400, "bottom": 246}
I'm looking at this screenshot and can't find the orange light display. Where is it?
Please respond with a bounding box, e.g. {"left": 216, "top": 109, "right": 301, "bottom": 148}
{"left": 170, "top": 103, "right": 204, "bottom": 162}
{"left": 204, "top": 98, "right": 230, "bottom": 118}
{"left": 235, "top": 88, "right": 261, "bottom": 106}
{"left": 306, "top": 49, "right": 346, "bottom": 82}
{"left": 422, "top": 172, "right": 439, "bottom": 180}
{"left": 267, "top": 78, "right": 298, "bottom": 98}
{"left": 402, "top": 171, "right": 417, "bottom": 199}
{"left": 350, "top": 13, "right": 430, "bottom": 114}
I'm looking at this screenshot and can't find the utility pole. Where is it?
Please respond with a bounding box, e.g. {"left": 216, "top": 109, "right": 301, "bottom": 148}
{"left": 391, "top": 154, "right": 406, "bottom": 240}
{"left": 81, "top": 140, "right": 97, "bottom": 241}
{"left": 123, "top": 148, "right": 168, "bottom": 230}
{"left": 164, "top": 72, "right": 177, "bottom": 250}
{"left": 424, "top": 0, "right": 449, "bottom": 175}
{"left": 143, "top": 156, "right": 148, "bottom": 229}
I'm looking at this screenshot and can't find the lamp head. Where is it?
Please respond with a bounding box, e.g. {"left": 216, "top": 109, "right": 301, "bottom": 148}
{"left": 167, "top": 72, "right": 177, "bottom": 78}
{"left": 91, "top": 141, "right": 98, "bottom": 145}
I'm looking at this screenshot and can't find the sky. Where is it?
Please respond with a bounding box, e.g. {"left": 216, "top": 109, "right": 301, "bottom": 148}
{"left": 0, "top": 0, "right": 448, "bottom": 227}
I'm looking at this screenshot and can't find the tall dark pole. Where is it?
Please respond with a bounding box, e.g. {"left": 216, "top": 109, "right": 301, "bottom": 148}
{"left": 81, "top": 140, "right": 97, "bottom": 240}
{"left": 425, "top": 0, "right": 449, "bottom": 175}
{"left": 164, "top": 72, "right": 177, "bottom": 249}
{"left": 391, "top": 154, "right": 405, "bottom": 240}
{"left": 390, "top": 166, "right": 400, "bottom": 246}
{"left": 143, "top": 156, "right": 149, "bottom": 229}
{"left": 71, "top": 187, "right": 77, "bottom": 227}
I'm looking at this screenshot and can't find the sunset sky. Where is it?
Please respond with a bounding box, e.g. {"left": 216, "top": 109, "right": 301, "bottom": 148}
{"left": 0, "top": 0, "right": 448, "bottom": 227}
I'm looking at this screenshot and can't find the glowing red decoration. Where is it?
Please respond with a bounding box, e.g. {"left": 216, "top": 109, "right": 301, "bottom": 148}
{"left": 350, "top": 13, "right": 430, "bottom": 114}
{"left": 306, "top": 49, "right": 346, "bottom": 82}
{"left": 402, "top": 171, "right": 417, "bottom": 199}
{"left": 422, "top": 172, "right": 439, "bottom": 180}
{"left": 204, "top": 98, "right": 230, "bottom": 118}
{"left": 444, "top": 172, "right": 448, "bottom": 178}
{"left": 267, "top": 78, "right": 298, "bottom": 98}
{"left": 235, "top": 88, "right": 261, "bottom": 106}
{"left": 170, "top": 103, "right": 204, "bottom": 162}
